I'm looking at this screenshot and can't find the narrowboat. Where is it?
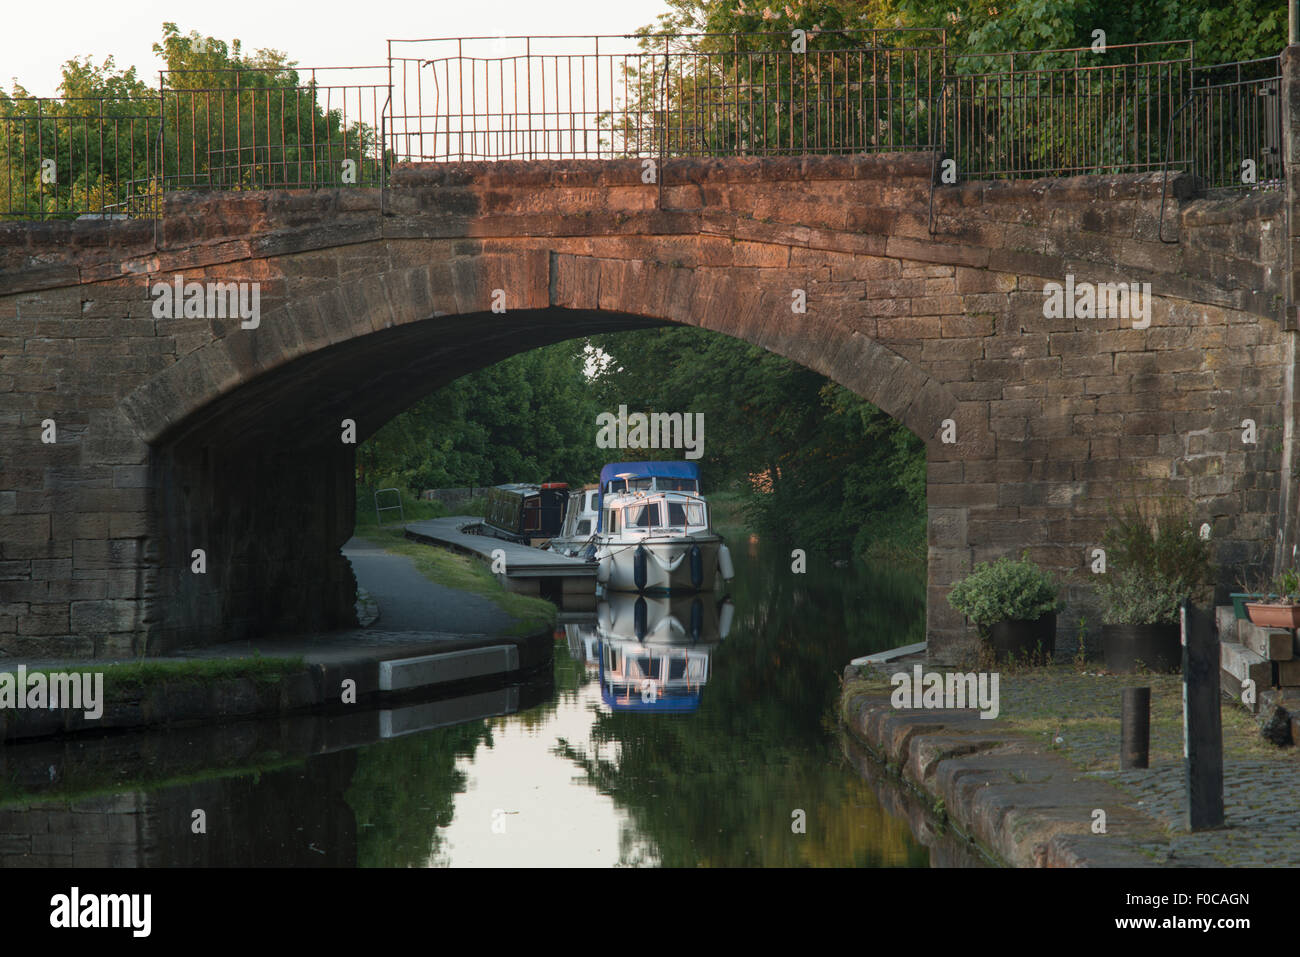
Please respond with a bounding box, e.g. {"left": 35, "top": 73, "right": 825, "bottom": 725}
{"left": 481, "top": 482, "right": 569, "bottom": 545}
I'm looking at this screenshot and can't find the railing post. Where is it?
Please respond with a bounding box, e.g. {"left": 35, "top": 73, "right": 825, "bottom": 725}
{"left": 660, "top": 34, "right": 668, "bottom": 210}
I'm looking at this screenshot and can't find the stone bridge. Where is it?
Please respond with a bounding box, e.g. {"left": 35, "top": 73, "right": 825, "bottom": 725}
{"left": 2, "top": 121, "right": 1299, "bottom": 662}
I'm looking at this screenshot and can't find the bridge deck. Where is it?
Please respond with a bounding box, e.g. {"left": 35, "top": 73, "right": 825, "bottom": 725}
{"left": 404, "top": 516, "right": 597, "bottom": 580}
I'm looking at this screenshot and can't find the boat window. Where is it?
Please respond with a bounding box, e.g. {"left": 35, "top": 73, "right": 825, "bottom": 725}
{"left": 576, "top": 519, "right": 591, "bottom": 536}
{"left": 625, "top": 503, "right": 661, "bottom": 528}
{"left": 606, "top": 477, "right": 654, "bottom": 494}
{"left": 604, "top": 509, "right": 620, "bottom": 534}
{"left": 685, "top": 503, "right": 705, "bottom": 526}
{"left": 658, "top": 478, "right": 698, "bottom": 493}
{"left": 666, "top": 502, "right": 687, "bottom": 525}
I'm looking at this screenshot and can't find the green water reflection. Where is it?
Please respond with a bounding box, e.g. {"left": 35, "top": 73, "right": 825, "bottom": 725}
{"left": 346, "top": 536, "right": 930, "bottom": 867}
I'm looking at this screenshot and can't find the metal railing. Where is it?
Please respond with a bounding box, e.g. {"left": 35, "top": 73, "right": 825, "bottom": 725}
{"left": 0, "top": 95, "right": 161, "bottom": 218}
{"left": 1189, "top": 56, "right": 1282, "bottom": 189}
{"left": 389, "top": 31, "right": 947, "bottom": 162}
{"left": 946, "top": 41, "right": 1195, "bottom": 179}
{"left": 0, "top": 32, "right": 1286, "bottom": 219}
{"left": 160, "top": 65, "right": 388, "bottom": 192}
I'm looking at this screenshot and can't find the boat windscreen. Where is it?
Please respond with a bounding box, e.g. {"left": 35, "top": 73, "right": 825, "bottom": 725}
{"left": 658, "top": 478, "right": 699, "bottom": 492}
{"left": 663, "top": 502, "right": 707, "bottom": 527}
{"left": 625, "top": 503, "right": 661, "bottom": 528}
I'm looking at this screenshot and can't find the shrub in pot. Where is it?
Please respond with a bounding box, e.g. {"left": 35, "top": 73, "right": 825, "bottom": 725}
{"left": 1096, "top": 497, "right": 1212, "bottom": 674}
{"left": 1096, "top": 567, "right": 1185, "bottom": 673}
{"left": 947, "top": 554, "right": 1059, "bottom": 664}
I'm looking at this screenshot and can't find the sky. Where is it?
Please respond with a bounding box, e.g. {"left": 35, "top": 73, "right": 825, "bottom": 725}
{"left": 2, "top": 0, "right": 675, "bottom": 97}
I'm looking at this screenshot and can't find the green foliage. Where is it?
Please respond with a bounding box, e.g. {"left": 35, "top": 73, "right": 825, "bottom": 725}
{"left": 1095, "top": 496, "right": 1211, "bottom": 624}
{"left": 355, "top": 339, "right": 604, "bottom": 497}
{"left": 587, "top": 325, "right": 927, "bottom": 562}
{"left": 2, "top": 23, "right": 384, "bottom": 218}
{"left": 947, "top": 553, "right": 1060, "bottom": 626}
{"left": 634, "top": 1, "right": 1285, "bottom": 177}
{"left": 1273, "top": 567, "right": 1300, "bottom": 602}
{"left": 1096, "top": 565, "right": 1186, "bottom": 625}
{"left": 1102, "top": 495, "right": 1211, "bottom": 584}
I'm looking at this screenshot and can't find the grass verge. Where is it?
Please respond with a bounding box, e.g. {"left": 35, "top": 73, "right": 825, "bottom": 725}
{"left": 355, "top": 526, "right": 556, "bottom": 636}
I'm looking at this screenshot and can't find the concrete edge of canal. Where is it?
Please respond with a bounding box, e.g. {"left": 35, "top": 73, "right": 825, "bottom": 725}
{"left": 840, "top": 659, "right": 1190, "bottom": 869}
{"left": 0, "top": 627, "right": 554, "bottom": 744}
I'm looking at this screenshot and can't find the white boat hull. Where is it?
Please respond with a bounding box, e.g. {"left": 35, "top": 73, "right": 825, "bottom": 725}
{"left": 595, "top": 535, "right": 730, "bottom": 593}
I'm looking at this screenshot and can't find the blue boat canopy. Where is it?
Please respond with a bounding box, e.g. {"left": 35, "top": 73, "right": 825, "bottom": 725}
{"left": 598, "top": 460, "right": 700, "bottom": 489}
{"left": 596, "top": 461, "right": 702, "bottom": 531}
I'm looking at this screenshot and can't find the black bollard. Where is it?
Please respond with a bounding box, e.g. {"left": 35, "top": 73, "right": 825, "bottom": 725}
{"left": 1120, "top": 686, "right": 1151, "bottom": 769}
{"left": 1181, "top": 601, "right": 1225, "bottom": 831}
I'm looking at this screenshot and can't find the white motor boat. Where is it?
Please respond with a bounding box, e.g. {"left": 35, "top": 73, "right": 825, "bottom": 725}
{"left": 593, "top": 479, "right": 734, "bottom": 593}
{"left": 546, "top": 484, "right": 600, "bottom": 559}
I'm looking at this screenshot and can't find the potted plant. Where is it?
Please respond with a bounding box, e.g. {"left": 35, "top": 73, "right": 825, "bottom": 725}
{"left": 1096, "top": 497, "right": 1212, "bottom": 674}
{"left": 1096, "top": 566, "right": 1187, "bottom": 672}
{"left": 1245, "top": 568, "right": 1300, "bottom": 628}
{"left": 947, "top": 553, "right": 1060, "bottom": 663}
{"left": 1231, "top": 567, "right": 1271, "bottom": 621}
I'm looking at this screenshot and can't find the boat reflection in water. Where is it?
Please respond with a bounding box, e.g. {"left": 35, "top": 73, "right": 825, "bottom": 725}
{"left": 566, "top": 591, "right": 735, "bottom": 714}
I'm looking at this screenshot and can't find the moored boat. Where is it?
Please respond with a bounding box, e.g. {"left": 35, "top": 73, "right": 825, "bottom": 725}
{"left": 546, "top": 483, "right": 600, "bottom": 559}
{"left": 592, "top": 461, "right": 734, "bottom": 593}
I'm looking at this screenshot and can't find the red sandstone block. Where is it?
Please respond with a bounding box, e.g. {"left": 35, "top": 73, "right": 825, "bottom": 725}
{"left": 939, "top": 316, "right": 993, "bottom": 338}
{"left": 922, "top": 338, "right": 984, "bottom": 362}
{"left": 982, "top": 334, "right": 1049, "bottom": 360}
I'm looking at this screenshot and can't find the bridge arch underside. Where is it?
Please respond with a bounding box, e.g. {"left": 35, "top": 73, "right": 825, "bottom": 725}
{"left": 2, "top": 158, "right": 1294, "bottom": 662}
{"left": 129, "top": 281, "right": 968, "bottom": 655}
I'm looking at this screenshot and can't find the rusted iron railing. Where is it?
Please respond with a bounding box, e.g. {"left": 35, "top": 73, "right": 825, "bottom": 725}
{"left": 159, "top": 65, "right": 388, "bottom": 192}
{"left": 945, "top": 41, "right": 1195, "bottom": 179}
{"left": 1189, "top": 56, "right": 1282, "bottom": 189}
{"left": 0, "top": 32, "right": 1286, "bottom": 220}
{"left": 389, "top": 31, "right": 947, "bottom": 162}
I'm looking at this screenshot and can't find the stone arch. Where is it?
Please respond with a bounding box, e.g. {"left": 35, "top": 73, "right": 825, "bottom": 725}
{"left": 119, "top": 242, "right": 976, "bottom": 653}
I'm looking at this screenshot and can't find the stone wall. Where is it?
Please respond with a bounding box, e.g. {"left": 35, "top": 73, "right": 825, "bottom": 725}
{"left": 0, "top": 142, "right": 1295, "bottom": 661}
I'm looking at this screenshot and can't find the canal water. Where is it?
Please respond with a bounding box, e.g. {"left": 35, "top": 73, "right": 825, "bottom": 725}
{"left": 0, "top": 534, "right": 952, "bottom": 868}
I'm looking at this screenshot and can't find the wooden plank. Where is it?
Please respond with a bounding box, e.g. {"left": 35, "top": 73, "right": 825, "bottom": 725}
{"left": 1221, "top": 639, "right": 1272, "bottom": 689}
{"left": 1277, "top": 660, "right": 1300, "bottom": 687}
{"left": 1238, "top": 621, "right": 1295, "bottom": 660}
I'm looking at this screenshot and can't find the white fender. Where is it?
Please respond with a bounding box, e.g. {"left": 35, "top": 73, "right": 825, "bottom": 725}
{"left": 717, "top": 543, "right": 735, "bottom": 581}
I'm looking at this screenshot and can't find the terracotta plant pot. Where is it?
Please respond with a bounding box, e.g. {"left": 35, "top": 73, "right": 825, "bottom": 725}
{"left": 1245, "top": 603, "right": 1300, "bottom": 629}
{"left": 1101, "top": 623, "right": 1181, "bottom": 674}
{"left": 984, "top": 613, "right": 1056, "bottom": 663}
